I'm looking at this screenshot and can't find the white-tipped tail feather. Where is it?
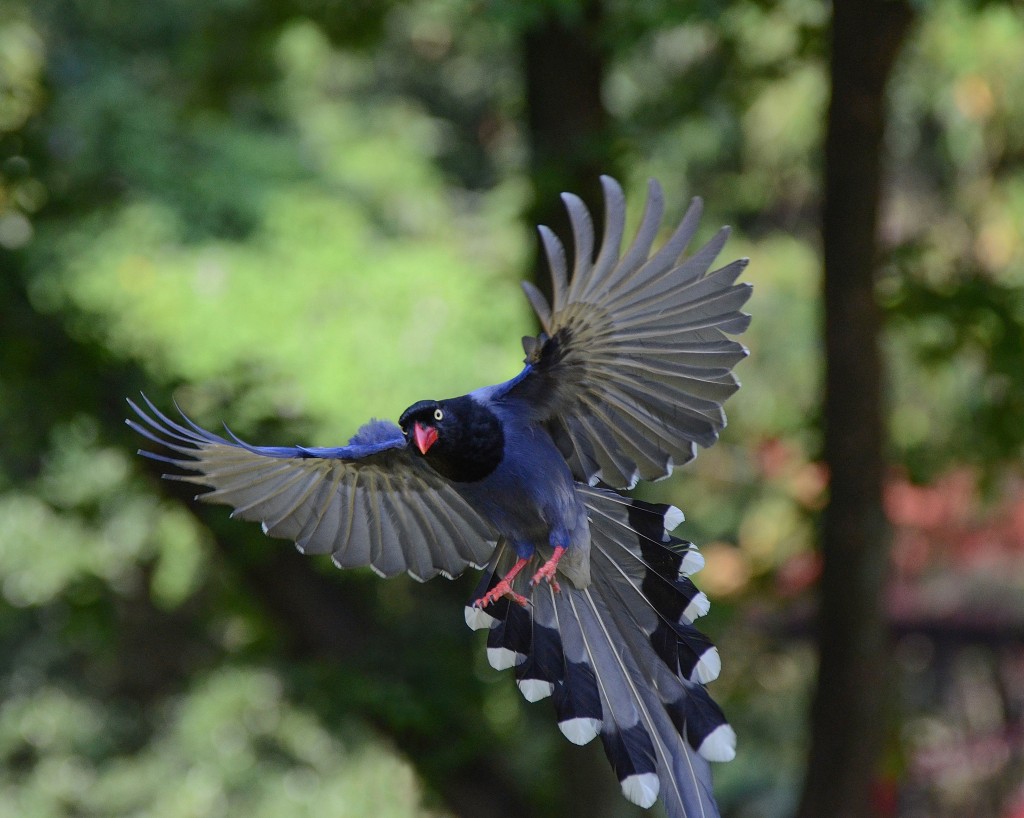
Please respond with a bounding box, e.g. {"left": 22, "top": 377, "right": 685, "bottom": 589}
{"left": 558, "top": 716, "right": 602, "bottom": 746}
{"left": 486, "top": 646, "right": 524, "bottom": 671}
{"left": 464, "top": 605, "right": 496, "bottom": 631}
{"left": 692, "top": 646, "right": 721, "bottom": 684}
{"left": 468, "top": 490, "right": 733, "bottom": 818}
{"left": 517, "top": 678, "right": 555, "bottom": 702}
{"left": 622, "top": 772, "right": 661, "bottom": 808}
{"left": 698, "top": 725, "right": 737, "bottom": 763}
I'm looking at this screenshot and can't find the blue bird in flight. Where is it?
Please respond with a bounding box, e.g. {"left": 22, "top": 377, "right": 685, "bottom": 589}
{"left": 128, "top": 176, "right": 751, "bottom": 818}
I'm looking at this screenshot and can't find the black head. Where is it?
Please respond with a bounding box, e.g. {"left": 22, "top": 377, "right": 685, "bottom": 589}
{"left": 398, "top": 396, "right": 504, "bottom": 483}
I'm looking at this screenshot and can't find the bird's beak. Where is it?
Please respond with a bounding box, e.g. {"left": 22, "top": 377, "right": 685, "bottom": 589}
{"left": 413, "top": 422, "right": 439, "bottom": 455}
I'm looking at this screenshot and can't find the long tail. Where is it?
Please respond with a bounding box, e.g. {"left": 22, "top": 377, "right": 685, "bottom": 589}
{"left": 465, "top": 485, "right": 734, "bottom": 817}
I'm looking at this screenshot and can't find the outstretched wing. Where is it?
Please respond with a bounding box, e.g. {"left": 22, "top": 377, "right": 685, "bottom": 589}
{"left": 127, "top": 396, "right": 498, "bottom": 581}
{"left": 505, "top": 176, "right": 751, "bottom": 489}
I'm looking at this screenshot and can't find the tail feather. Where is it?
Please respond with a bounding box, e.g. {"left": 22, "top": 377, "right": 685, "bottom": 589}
{"left": 552, "top": 660, "right": 603, "bottom": 745}
{"left": 467, "top": 488, "right": 733, "bottom": 817}
{"left": 602, "top": 725, "right": 660, "bottom": 808}
{"left": 584, "top": 492, "right": 722, "bottom": 687}
{"left": 485, "top": 596, "right": 530, "bottom": 671}
{"left": 515, "top": 582, "right": 562, "bottom": 701}
{"left": 543, "top": 571, "right": 607, "bottom": 746}
{"left": 564, "top": 587, "right": 661, "bottom": 806}
{"left": 582, "top": 568, "right": 722, "bottom": 816}
{"left": 675, "top": 685, "right": 736, "bottom": 763}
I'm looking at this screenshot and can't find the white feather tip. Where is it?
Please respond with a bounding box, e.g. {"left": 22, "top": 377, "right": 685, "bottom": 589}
{"left": 664, "top": 505, "right": 684, "bottom": 531}
{"left": 679, "top": 548, "right": 705, "bottom": 576}
{"left": 620, "top": 773, "right": 660, "bottom": 808}
{"left": 698, "top": 724, "right": 737, "bottom": 762}
{"left": 486, "top": 646, "right": 524, "bottom": 671}
{"left": 692, "top": 646, "right": 722, "bottom": 684}
{"left": 464, "top": 605, "right": 496, "bottom": 631}
{"left": 516, "top": 679, "right": 554, "bottom": 702}
{"left": 684, "top": 592, "right": 711, "bottom": 621}
{"left": 558, "top": 716, "right": 601, "bottom": 746}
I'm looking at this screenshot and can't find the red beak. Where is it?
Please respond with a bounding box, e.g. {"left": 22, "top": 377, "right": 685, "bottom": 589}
{"left": 413, "top": 422, "right": 439, "bottom": 455}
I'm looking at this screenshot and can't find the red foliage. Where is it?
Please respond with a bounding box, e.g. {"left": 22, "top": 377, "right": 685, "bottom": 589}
{"left": 885, "top": 469, "right": 1024, "bottom": 583}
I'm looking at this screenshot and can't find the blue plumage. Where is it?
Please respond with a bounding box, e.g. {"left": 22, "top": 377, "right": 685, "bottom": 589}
{"left": 457, "top": 396, "right": 588, "bottom": 564}
{"left": 128, "top": 176, "right": 750, "bottom": 817}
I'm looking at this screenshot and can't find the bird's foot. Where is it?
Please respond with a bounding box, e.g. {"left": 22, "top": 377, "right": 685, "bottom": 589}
{"left": 476, "top": 577, "right": 529, "bottom": 609}
{"left": 475, "top": 557, "right": 530, "bottom": 609}
{"left": 530, "top": 546, "right": 565, "bottom": 592}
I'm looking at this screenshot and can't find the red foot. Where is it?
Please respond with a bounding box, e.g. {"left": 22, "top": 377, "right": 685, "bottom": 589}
{"left": 476, "top": 577, "right": 529, "bottom": 608}
{"left": 475, "top": 557, "right": 530, "bottom": 609}
{"left": 530, "top": 546, "right": 566, "bottom": 592}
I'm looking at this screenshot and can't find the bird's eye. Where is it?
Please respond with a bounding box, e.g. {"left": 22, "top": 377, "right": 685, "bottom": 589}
{"left": 433, "top": 408, "right": 444, "bottom": 421}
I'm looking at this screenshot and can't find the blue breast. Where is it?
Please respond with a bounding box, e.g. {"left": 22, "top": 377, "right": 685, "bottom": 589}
{"left": 455, "top": 406, "right": 583, "bottom": 555}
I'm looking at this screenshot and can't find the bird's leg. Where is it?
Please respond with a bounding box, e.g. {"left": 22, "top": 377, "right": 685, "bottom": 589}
{"left": 476, "top": 557, "right": 531, "bottom": 609}
{"left": 530, "top": 546, "right": 565, "bottom": 592}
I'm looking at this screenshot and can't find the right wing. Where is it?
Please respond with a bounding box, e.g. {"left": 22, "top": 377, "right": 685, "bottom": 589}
{"left": 128, "top": 396, "right": 498, "bottom": 581}
{"left": 502, "top": 176, "right": 751, "bottom": 489}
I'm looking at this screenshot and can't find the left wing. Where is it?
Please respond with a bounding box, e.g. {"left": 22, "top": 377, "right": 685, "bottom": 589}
{"left": 500, "top": 176, "right": 751, "bottom": 489}
{"left": 128, "top": 396, "right": 498, "bottom": 581}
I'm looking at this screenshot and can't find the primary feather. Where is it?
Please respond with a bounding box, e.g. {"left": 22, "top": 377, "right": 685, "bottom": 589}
{"left": 507, "top": 176, "right": 751, "bottom": 488}
{"left": 128, "top": 176, "right": 749, "bottom": 817}
{"left": 128, "top": 395, "right": 496, "bottom": 581}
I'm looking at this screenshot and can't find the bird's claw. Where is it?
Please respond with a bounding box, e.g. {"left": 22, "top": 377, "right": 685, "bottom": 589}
{"left": 530, "top": 547, "right": 565, "bottom": 592}
{"left": 475, "top": 578, "right": 529, "bottom": 609}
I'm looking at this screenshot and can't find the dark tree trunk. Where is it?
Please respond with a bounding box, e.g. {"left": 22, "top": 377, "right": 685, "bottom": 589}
{"left": 797, "top": 2, "right": 915, "bottom": 818}
{"left": 523, "top": 1, "right": 613, "bottom": 299}
{"left": 521, "top": 6, "right": 625, "bottom": 816}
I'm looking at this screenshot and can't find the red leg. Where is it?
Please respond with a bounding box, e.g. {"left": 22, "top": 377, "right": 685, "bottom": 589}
{"left": 530, "top": 546, "right": 565, "bottom": 592}
{"left": 475, "top": 557, "right": 530, "bottom": 609}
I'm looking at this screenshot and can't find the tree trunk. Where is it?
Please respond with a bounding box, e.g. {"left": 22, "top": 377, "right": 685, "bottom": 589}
{"left": 797, "top": 3, "right": 915, "bottom": 818}
{"left": 521, "top": 6, "right": 626, "bottom": 816}
{"left": 523, "top": 1, "right": 612, "bottom": 299}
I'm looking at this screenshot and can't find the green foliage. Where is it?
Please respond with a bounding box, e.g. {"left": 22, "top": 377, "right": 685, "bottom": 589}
{"left": 886, "top": 273, "right": 1024, "bottom": 480}
{"left": 884, "top": 0, "right": 1024, "bottom": 480}
{"left": 0, "top": 670, "right": 433, "bottom": 818}
{"left": 31, "top": 14, "right": 530, "bottom": 435}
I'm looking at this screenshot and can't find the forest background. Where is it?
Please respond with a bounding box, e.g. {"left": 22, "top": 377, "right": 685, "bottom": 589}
{"left": 2, "top": 1, "right": 1023, "bottom": 816}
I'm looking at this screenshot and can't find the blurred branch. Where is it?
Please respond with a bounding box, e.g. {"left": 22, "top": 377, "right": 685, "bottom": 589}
{"left": 797, "top": 2, "right": 916, "bottom": 817}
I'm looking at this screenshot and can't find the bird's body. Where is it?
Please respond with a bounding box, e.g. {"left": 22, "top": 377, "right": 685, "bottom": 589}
{"left": 416, "top": 384, "right": 592, "bottom": 583}
{"left": 129, "top": 177, "right": 751, "bottom": 818}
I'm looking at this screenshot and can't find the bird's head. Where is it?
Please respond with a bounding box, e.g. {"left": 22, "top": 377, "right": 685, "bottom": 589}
{"left": 399, "top": 399, "right": 448, "bottom": 456}
{"left": 398, "top": 396, "right": 504, "bottom": 483}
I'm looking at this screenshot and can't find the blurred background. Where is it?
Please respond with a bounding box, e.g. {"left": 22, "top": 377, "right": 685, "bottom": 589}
{"left": 1, "top": 0, "right": 1023, "bottom": 816}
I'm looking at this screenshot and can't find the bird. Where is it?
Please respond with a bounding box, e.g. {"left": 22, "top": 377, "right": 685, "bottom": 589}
{"left": 127, "top": 175, "right": 751, "bottom": 818}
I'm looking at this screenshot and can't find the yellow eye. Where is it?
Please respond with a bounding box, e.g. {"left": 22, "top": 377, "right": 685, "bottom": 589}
{"left": 433, "top": 408, "right": 444, "bottom": 422}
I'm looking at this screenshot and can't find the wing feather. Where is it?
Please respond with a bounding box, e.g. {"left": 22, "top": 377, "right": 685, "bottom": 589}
{"left": 538, "top": 225, "right": 570, "bottom": 320}
{"left": 586, "top": 175, "right": 628, "bottom": 290}
{"left": 563, "top": 192, "right": 595, "bottom": 307}
{"left": 128, "top": 398, "right": 497, "bottom": 581}
{"left": 505, "top": 176, "right": 750, "bottom": 487}
{"left": 327, "top": 482, "right": 365, "bottom": 568}
{"left": 291, "top": 465, "right": 339, "bottom": 552}
{"left": 600, "top": 192, "right": 703, "bottom": 301}
{"left": 613, "top": 258, "right": 749, "bottom": 323}
{"left": 607, "top": 178, "right": 665, "bottom": 295}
